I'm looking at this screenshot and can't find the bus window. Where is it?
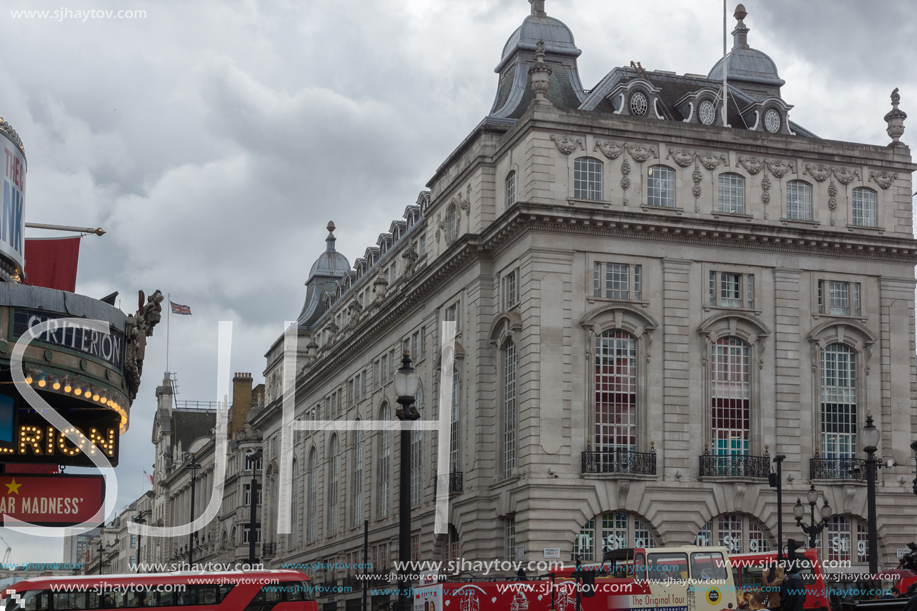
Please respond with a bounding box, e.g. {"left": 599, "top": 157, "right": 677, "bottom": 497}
{"left": 648, "top": 553, "right": 689, "bottom": 581}
{"left": 634, "top": 554, "right": 647, "bottom": 582}
{"left": 691, "top": 552, "right": 729, "bottom": 581}
{"left": 23, "top": 591, "right": 50, "bottom": 611}
{"left": 218, "top": 585, "right": 235, "bottom": 601}
{"left": 157, "top": 591, "right": 173, "bottom": 607}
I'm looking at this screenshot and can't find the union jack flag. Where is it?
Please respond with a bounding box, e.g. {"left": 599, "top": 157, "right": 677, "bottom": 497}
{"left": 170, "top": 301, "right": 192, "bottom": 315}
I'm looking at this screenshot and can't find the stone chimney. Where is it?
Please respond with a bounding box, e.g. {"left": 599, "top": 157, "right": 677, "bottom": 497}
{"left": 230, "top": 372, "right": 254, "bottom": 437}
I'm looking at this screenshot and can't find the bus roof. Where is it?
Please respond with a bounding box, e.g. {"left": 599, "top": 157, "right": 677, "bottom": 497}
{"left": 3, "top": 570, "right": 309, "bottom": 591}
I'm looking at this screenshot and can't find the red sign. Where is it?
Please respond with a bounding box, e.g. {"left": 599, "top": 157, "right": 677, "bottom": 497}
{"left": 0, "top": 474, "right": 105, "bottom": 527}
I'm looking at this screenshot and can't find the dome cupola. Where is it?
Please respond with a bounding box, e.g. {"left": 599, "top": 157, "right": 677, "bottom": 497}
{"left": 708, "top": 5, "right": 785, "bottom": 98}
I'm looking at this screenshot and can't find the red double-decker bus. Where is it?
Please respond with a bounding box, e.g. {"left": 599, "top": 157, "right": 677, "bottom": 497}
{"left": 0, "top": 570, "right": 315, "bottom": 611}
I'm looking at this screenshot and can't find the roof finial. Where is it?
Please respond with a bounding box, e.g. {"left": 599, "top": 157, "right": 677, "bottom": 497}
{"left": 732, "top": 4, "right": 749, "bottom": 49}
{"left": 529, "top": 40, "right": 553, "bottom": 105}
{"left": 885, "top": 88, "right": 907, "bottom": 147}
{"left": 529, "top": 0, "right": 546, "bottom": 18}
{"left": 326, "top": 221, "right": 337, "bottom": 252}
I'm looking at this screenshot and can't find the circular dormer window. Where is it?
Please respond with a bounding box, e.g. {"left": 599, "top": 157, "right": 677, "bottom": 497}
{"left": 630, "top": 92, "right": 648, "bottom": 116}
{"left": 699, "top": 100, "right": 716, "bottom": 125}
{"left": 764, "top": 108, "right": 781, "bottom": 133}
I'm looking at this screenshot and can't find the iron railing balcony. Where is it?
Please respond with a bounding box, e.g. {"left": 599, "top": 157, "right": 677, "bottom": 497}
{"left": 809, "top": 451, "right": 867, "bottom": 482}
{"left": 581, "top": 447, "right": 656, "bottom": 475}
{"left": 699, "top": 449, "right": 770, "bottom": 478}
{"left": 437, "top": 471, "right": 463, "bottom": 493}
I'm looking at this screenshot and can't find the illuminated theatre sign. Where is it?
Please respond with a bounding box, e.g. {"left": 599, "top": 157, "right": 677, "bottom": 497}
{"left": 0, "top": 474, "right": 105, "bottom": 527}
{"left": 0, "top": 284, "right": 163, "bottom": 467}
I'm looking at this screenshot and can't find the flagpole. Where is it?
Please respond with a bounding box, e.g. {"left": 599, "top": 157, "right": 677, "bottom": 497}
{"left": 166, "top": 292, "right": 171, "bottom": 375}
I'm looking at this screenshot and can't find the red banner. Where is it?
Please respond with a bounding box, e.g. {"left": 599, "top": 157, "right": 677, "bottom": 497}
{"left": 0, "top": 474, "right": 104, "bottom": 526}
{"left": 24, "top": 236, "right": 81, "bottom": 292}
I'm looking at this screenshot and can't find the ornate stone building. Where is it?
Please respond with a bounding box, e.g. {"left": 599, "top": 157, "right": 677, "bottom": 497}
{"left": 253, "top": 2, "right": 915, "bottom": 608}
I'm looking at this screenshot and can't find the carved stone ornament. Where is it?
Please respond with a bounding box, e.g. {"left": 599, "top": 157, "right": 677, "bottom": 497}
{"left": 692, "top": 168, "right": 702, "bottom": 204}
{"left": 625, "top": 143, "right": 658, "bottom": 163}
{"left": 736, "top": 156, "right": 765, "bottom": 175}
{"left": 761, "top": 177, "right": 771, "bottom": 219}
{"left": 594, "top": 139, "right": 625, "bottom": 160}
{"left": 434, "top": 212, "right": 442, "bottom": 243}
{"left": 667, "top": 148, "right": 695, "bottom": 168}
{"left": 804, "top": 163, "right": 831, "bottom": 182}
{"left": 620, "top": 158, "right": 631, "bottom": 200}
{"left": 828, "top": 180, "right": 838, "bottom": 226}
{"left": 528, "top": 39, "right": 553, "bottom": 102}
{"left": 765, "top": 159, "right": 796, "bottom": 179}
{"left": 884, "top": 87, "right": 907, "bottom": 145}
{"left": 698, "top": 151, "right": 726, "bottom": 171}
{"left": 550, "top": 134, "right": 584, "bottom": 155}
{"left": 832, "top": 166, "right": 860, "bottom": 186}
{"left": 124, "top": 289, "right": 164, "bottom": 402}
{"left": 869, "top": 171, "right": 897, "bottom": 190}
{"left": 401, "top": 247, "right": 419, "bottom": 277}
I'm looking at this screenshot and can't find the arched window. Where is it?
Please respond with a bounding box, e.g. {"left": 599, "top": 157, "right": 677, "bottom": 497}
{"left": 647, "top": 165, "right": 675, "bottom": 208}
{"left": 410, "top": 387, "right": 423, "bottom": 507}
{"left": 718, "top": 173, "right": 746, "bottom": 214}
{"left": 308, "top": 448, "right": 317, "bottom": 543}
{"left": 574, "top": 157, "right": 603, "bottom": 200}
{"left": 450, "top": 370, "right": 461, "bottom": 473}
{"left": 506, "top": 171, "right": 517, "bottom": 207}
{"left": 695, "top": 514, "right": 771, "bottom": 553}
{"left": 328, "top": 435, "right": 339, "bottom": 535}
{"left": 851, "top": 187, "right": 877, "bottom": 227}
{"left": 595, "top": 331, "right": 637, "bottom": 463}
{"left": 290, "top": 458, "right": 298, "bottom": 548}
{"left": 378, "top": 403, "right": 391, "bottom": 518}
{"left": 786, "top": 180, "right": 813, "bottom": 221}
{"left": 821, "top": 344, "right": 857, "bottom": 459}
{"left": 351, "top": 425, "right": 363, "bottom": 527}
{"left": 825, "top": 516, "right": 869, "bottom": 564}
{"left": 502, "top": 343, "right": 517, "bottom": 479}
{"left": 576, "top": 512, "right": 657, "bottom": 562}
{"left": 711, "top": 337, "right": 750, "bottom": 457}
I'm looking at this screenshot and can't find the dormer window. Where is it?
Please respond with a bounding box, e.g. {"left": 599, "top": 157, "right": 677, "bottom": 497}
{"left": 764, "top": 109, "right": 781, "bottom": 133}
{"left": 699, "top": 100, "right": 716, "bottom": 125}
{"left": 630, "top": 92, "right": 648, "bottom": 116}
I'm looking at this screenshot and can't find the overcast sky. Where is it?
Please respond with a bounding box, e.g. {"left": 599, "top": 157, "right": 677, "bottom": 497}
{"left": 0, "top": 0, "right": 913, "bottom": 564}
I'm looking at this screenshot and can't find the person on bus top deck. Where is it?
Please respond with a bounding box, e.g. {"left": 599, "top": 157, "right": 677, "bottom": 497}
{"left": 762, "top": 565, "right": 785, "bottom": 610}
{"left": 779, "top": 564, "right": 806, "bottom": 611}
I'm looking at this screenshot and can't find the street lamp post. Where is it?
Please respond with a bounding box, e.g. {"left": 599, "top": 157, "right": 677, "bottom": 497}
{"left": 793, "top": 485, "right": 831, "bottom": 550}
{"left": 911, "top": 439, "right": 917, "bottom": 497}
{"left": 186, "top": 453, "right": 202, "bottom": 568}
{"left": 133, "top": 511, "right": 147, "bottom": 573}
{"left": 769, "top": 454, "right": 786, "bottom": 559}
{"left": 862, "top": 412, "right": 881, "bottom": 574}
{"left": 394, "top": 352, "right": 420, "bottom": 611}
{"left": 246, "top": 449, "right": 263, "bottom": 566}
{"left": 96, "top": 540, "right": 109, "bottom": 575}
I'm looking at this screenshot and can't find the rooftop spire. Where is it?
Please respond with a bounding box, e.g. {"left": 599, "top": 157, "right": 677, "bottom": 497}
{"left": 530, "top": 0, "right": 546, "bottom": 18}
{"left": 732, "top": 4, "right": 749, "bottom": 49}
{"left": 326, "top": 221, "right": 337, "bottom": 252}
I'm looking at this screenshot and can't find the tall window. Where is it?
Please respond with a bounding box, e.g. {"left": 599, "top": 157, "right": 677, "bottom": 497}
{"left": 506, "top": 171, "right": 517, "bottom": 207}
{"left": 818, "top": 280, "right": 861, "bottom": 316}
{"left": 351, "top": 426, "right": 363, "bottom": 527}
{"left": 594, "top": 263, "right": 642, "bottom": 300}
{"left": 595, "top": 331, "right": 637, "bottom": 453}
{"left": 718, "top": 173, "right": 746, "bottom": 214}
{"left": 505, "top": 517, "right": 516, "bottom": 561}
{"left": 574, "top": 157, "right": 603, "bottom": 200}
{"left": 578, "top": 512, "right": 658, "bottom": 561}
{"left": 851, "top": 188, "right": 876, "bottom": 227}
{"left": 698, "top": 515, "right": 771, "bottom": 554}
{"left": 826, "top": 517, "right": 869, "bottom": 563}
{"left": 502, "top": 343, "right": 517, "bottom": 479}
{"left": 308, "top": 449, "right": 317, "bottom": 543}
{"left": 711, "top": 338, "right": 750, "bottom": 456}
{"left": 786, "top": 180, "right": 813, "bottom": 221}
{"left": 443, "top": 525, "right": 460, "bottom": 563}
{"left": 575, "top": 519, "right": 596, "bottom": 561}
{"left": 447, "top": 204, "right": 457, "bottom": 241}
{"left": 290, "top": 458, "right": 298, "bottom": 547}
{"left": 328, "top": 435, "right": 339, "bottom": 535}
{"left": 379, "top": 403, "right": 391, "bottom": 518}
{"left": 450, "top": 370, "right": 460, "bottom": 473}
{"left": 647, "top": 165, "right": 675, "bottom": 208}
{"left": 709, "top": 271, "right": 754, "bottom": 309}
{"left": 503, "top": 271, "right": 518, "bottom": 309}
{"left": 410, "top": 387, "right": 423, "bottom": 507}
{"left": 821, "top": 344, "right": 857, "bottom": 459}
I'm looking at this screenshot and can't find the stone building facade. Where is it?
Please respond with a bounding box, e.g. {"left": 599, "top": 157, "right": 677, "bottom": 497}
{"left": 252, "top": 2, "right": 915, "bottom": 608}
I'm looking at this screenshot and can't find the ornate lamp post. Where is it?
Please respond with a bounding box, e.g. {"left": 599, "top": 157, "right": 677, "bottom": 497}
{"left": 394, "top": 352, "right": 420, "bottom": 611}
{"left": 186, "top": 453, "right": 202, "bottom": 568}
{"left": 132, "top": 511, "right": 147, "bottom": 573}
{"left": 793, "top": 485, "right": 831, "bottom": 550}
{"left": 861, "top": 412, "right": 881, "bottom": 574}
